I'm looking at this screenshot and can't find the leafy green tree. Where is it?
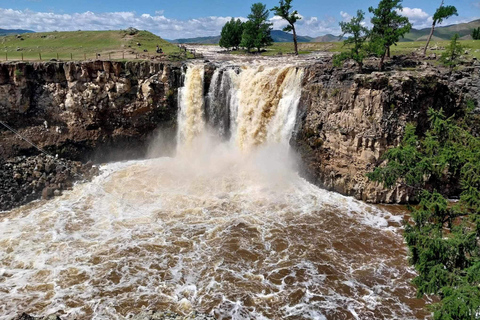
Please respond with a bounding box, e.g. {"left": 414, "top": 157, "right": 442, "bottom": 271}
{"left": 472, "top": 27, "right": 480, "bottom": 40}
{"left": 219, "top": 18, "right": 244, "bottom": 50}
{"left": 333, "top": 10, "right": 369, "bottom": 70}
{"left": 368, "top": 105, "right": 480, "bottom": 319}
{"left": 271, "top": 0, "right": 302, "bottom": 55}
{"left": 423, "top": 1, "right": 458, "bottom": 56}
{"left": 368, "top": 0, "right": 412, "bottom": 70}
{"left": 440, "top": 34, "right": 464, "bottom": 68}
{"left": 241, "top": 3, "right": 273, "bottom": 53}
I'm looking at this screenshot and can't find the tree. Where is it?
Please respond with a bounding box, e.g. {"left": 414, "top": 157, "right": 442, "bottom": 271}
{"left": 369, "top": 0, "right": 412, "bottom": 70}
{"left": 240, "top": 3, "right": 273, "bottom": 53}
{"left": 219, "top": 18, "right": 244, "bottom": 50}
{"left": 440, "top": 34, "right": 464, "bottom": 68}
{"left": 271, "top": 0, "right": 302, "bottom": 55}
{"left": 472, "top": 27, "right": 480, "bottom": 40}
{"left": 423, "top": 1, "right": 458, "bottom": 56}
{"left": 367, "top": 104, "right": 480, "bottom": 319}
{"left": 333, "top": 10, "right": 369, "bottom": 70}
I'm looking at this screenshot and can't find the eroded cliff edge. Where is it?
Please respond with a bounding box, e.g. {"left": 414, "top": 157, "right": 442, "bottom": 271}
{"left": 294, "top": 62, "right": 480, "bottom": 203}
{"left": 1, "top": 59, "right": 479, "bottom": 205}
{"left": 0, "top": 60, "right": 182, "bottom": 162}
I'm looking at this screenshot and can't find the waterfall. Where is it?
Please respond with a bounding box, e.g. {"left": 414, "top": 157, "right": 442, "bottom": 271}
{"left": 177, "top": 64, "right": 205, "bottom": 147}
{"left": 0, "top": 62, "right": 425, "bottom": 320}
{"left": 178, "top": 63, "right": 304, "bottom": 151}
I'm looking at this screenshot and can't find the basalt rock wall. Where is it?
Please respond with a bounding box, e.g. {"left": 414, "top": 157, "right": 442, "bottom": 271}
{"left": 294, "top": 62, "right": 480, "bottom": 203}
{"left": 0, "top": 60, "right": 182, "bottom": 162}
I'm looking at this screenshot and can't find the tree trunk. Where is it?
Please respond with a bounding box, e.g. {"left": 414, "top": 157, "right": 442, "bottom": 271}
{"left": 379, "top": 52, "right": 385, "bottom": 71}
{"left": 292, "top": 25, "right": 299, "bottom": 56}
{"left": 423, "top": 22, "right": 436, "bottom": 56}
{"left": 387, "top": 46, "right": 390, "bottom": 58}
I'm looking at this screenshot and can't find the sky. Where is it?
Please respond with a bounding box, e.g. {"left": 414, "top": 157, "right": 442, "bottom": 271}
{"left": 2, "top": 0, "right": 480, "bottom": 39}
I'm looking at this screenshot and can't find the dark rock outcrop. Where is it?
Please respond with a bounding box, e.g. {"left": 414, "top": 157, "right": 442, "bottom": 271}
{"left": 294, "top": 62, "right": 480, "bottom": 203}
{"left": 0, "top": 154, "right": 98, "bottom": 212}
{"left": 0, "top": 60, "right": 182, "bottom": 162}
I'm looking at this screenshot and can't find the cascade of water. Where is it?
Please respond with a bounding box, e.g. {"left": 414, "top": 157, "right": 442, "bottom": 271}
{"left": 178, "top": 64, "right": 305, "bottom": 151}
{"left": 177, "top": 64, "right": 205, "bottom": 148}
{"left": 204, "top": 67, "right": 236, "bottom": 140}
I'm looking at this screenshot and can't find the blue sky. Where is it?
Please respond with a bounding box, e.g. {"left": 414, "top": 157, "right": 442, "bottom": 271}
{"left": 2, "top": 0, "right": 480, "bottom": 39}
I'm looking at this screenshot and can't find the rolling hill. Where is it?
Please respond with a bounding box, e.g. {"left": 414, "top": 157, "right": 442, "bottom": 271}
{"left": 170, "top": 30, "right": 316, "bottom": 44}
{"left": 402, "top": 19, "right": 480, "bottom": 41}
{"left": 1, "top": 30, "right": 179, "bottom": 61}
{"left": 312, "top": 34, "right": 345, "bottom": 42}
{"left": 0, "top": 29, "right": 34, "bottom": 36}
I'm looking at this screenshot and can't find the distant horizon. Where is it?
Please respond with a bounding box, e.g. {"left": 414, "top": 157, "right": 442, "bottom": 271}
{"left": 2, "top": 0, "right": 480, "bottom": 39}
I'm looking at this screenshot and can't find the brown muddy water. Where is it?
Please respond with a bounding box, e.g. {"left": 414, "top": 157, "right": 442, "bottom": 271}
{"left": 0, "top": 62, "right": 431, "bottom": 319}
{"left": 0, "top": 146, "right": 430, "bottom": 319}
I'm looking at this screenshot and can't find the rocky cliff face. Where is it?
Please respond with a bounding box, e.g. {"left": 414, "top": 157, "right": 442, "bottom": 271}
{"left": 294, "top": 62, "right": 480, "bottom": 203}
{"left": 0, "top": 60, "right": 182, "bottom": 162}
{"left": 1, "top": 60, "right": 479, "bottom": 205}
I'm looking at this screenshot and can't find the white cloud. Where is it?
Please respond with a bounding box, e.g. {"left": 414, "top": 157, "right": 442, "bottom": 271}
{"left": 270, "top": 14, "right": 340, "bottom": 36}
{"left": 340, "top": 11, "right": 352, "bottom": 22}
{"left": 0, "top": 8, "right": 241, "bottom": 39}
{"left": 396, "top": 7, "right": 432, "bottom": 28}
{"left": 0, "top": 7, "right": 344, "bottom": 39}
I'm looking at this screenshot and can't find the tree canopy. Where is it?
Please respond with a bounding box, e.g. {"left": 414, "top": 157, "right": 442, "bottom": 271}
{"left": 368, "top": 102, "right": 480, "bottom": 319}
{"left": 472, "top": 27, "right": 480, "bottom": 40}
{"left": 368, "top": 0, "right": 412, "bottom": 70}
{"left": 240, "top": 3, "right": 273, "bottom": 53}
{"left": 424, "top": 1, "right": 458, "bottom": 55}
{"left": 333, "top": 10, "right": 369, "bottom": 70}
{"left": 271, "top": 0, "right": 302, "bottom": 55}
{"left": 219, "top": 18, "right": 244, "bottom": 50}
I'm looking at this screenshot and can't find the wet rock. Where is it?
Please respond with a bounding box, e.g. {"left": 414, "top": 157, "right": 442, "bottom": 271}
{"left": 130, "top": 310, "right": 216, "bottom": 320}
{"left": 0, "top": 154, "right": 99, "bottom": 212}
{"left": 12, "top": 313, "right": 61, "bottom": 320}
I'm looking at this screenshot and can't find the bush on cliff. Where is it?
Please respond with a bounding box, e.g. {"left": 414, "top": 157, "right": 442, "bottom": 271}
{"left": 440, "top": 34, "right": 464, "bottom": 69}
{"left": 368, "top": 104, "right": 480, "bottom": 319}
{"left": 333, "top": 10, "right": 369, "bottom": 70}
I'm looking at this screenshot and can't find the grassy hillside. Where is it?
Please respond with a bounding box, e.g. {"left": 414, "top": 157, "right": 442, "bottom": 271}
{"left": 232, "top": 39, "right": 480, "bottom": 60}
{"left": 1, "top": 30, "right": 181, "bottom": 61}
{"left": 312, "top": 34, "right": 344, "bottom": 42}
{"left": 403, "top": 19, "right": 480, "bottom": 42}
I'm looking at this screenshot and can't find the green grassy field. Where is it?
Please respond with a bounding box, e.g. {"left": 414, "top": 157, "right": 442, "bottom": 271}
{"left": 0, "top": 30, "right": 186, "bottom": 61}
{"left": 228, "top": 40, "right": 480, "bottom": 60}
{"left": 2, "top": 29, "right": 479, "bottom": 62}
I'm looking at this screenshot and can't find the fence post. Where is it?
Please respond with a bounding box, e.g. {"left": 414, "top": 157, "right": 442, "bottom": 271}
{"left": 21, "top": 53, "right": 23, "bottom": 61}
{"left": 84, "top": 53, "right": 86, "bottom": 60}
{"left": 5, "top": 52, "right": 7, "bottom": 61}
{"left": 39, "top": 53, "right": 42, "bottom": 61}
{"left": 70, "top": 53, "right": 73, "bottom": 61}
